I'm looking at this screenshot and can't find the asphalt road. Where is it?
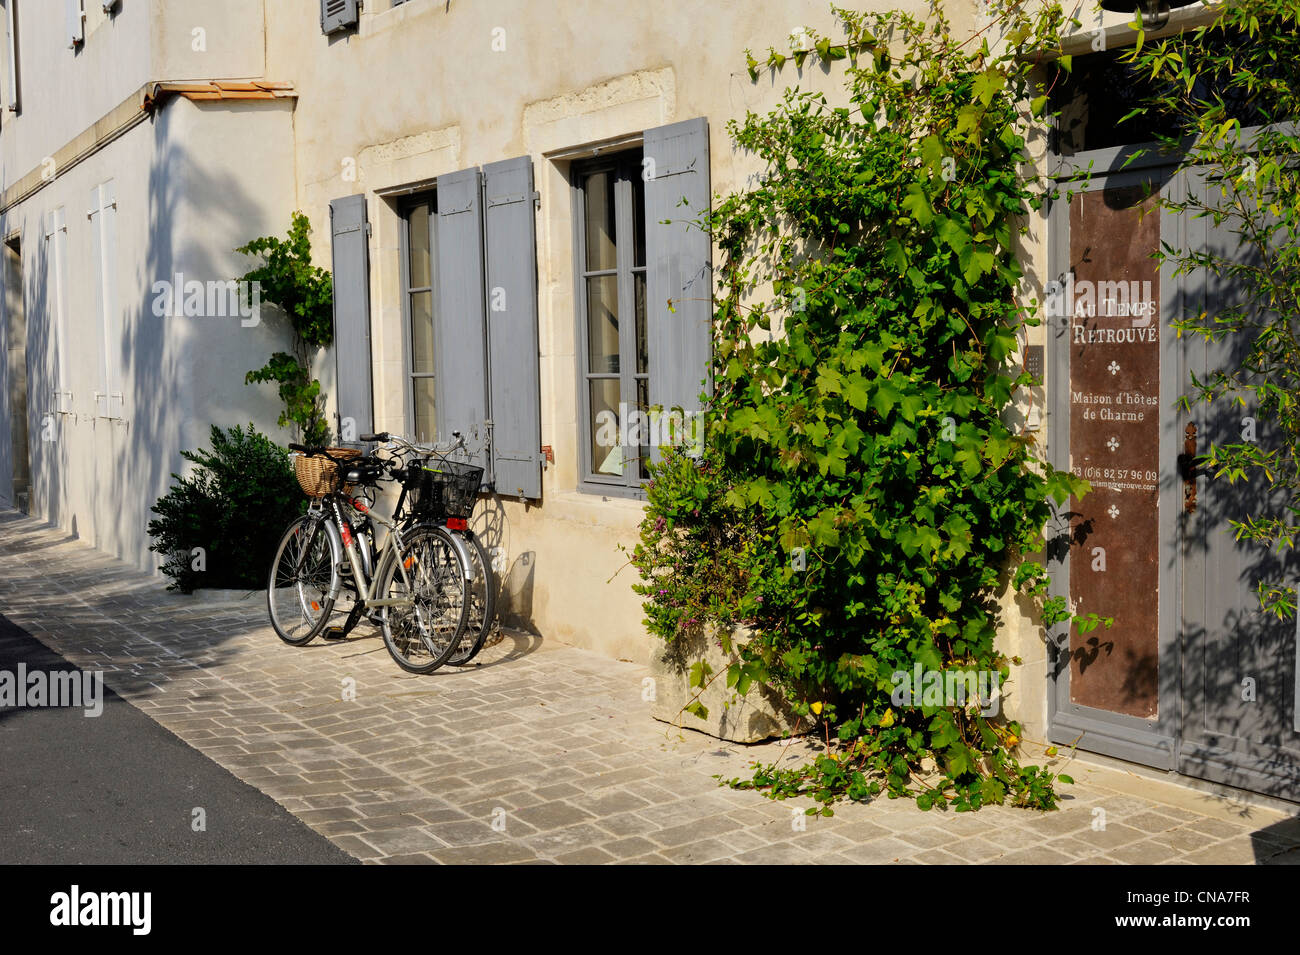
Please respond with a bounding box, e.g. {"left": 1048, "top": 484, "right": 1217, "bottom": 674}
{"left": 0, "top": 613, "right": 356, "bottom": 864}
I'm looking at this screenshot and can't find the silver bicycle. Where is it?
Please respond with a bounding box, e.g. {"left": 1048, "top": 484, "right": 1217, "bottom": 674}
{"left": 266, "top": 440, "right": 472, "bottom": 673}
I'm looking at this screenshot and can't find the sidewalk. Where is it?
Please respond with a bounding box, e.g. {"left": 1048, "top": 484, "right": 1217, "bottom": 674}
{"left": 1, "top": 507, "right": 1297, "bottom": 864}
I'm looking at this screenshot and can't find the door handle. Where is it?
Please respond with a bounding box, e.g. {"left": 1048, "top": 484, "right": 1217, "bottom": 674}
{"left": 1179, "top": 422, "right": 1198, "bottom": 513}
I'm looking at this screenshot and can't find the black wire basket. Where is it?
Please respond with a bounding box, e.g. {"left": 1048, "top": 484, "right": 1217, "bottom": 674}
{"left": 406, "top": 458, "right": 484, "bottom": 521}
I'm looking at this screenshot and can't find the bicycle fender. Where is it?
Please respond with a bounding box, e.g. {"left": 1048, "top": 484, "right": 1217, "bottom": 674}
{"left": 442, "top": 528, "right": 476, "bottom": 582}
{"left": 319, "top": 518, "right": 347, "bottom": 602}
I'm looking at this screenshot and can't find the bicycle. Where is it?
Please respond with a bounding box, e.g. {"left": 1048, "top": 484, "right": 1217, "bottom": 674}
{"left": 266, "top": 437, "right": 473, "bottom": 673}
{"left": 369, "top": 431, "right": 498, "bottom": 667}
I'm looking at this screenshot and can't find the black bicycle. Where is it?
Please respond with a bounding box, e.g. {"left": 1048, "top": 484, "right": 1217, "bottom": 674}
{"left": 370, "top": 431, "right": 498, "bottom": 667}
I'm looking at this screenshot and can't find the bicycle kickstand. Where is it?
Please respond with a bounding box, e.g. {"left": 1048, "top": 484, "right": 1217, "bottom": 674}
{"left": 323, "top": 601, "right": 366, "bottom": 640}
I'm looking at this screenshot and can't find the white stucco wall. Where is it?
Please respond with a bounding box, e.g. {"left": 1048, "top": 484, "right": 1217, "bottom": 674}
{"left": 255, "top": 0, "right": 984, "bottom": 667}
{"left": 0, "top": 0, "right": 1083, "bottom": 741}
{"left": 1, "top": 95, "right": 297, "bottom": 571}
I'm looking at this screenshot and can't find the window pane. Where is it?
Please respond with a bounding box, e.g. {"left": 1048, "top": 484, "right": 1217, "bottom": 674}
{"left": 634, "top": 272, "right": 647, "bottom": 374}
{"left": 410, "top": 290, "right": 434, "bottom": 374}
{"left": 407, "top": 202, "right": 431, "bottom": 289}
{"left": 413, "top": 377, "right": 436, "bottom": 444}
{"left": 589, "top": 378, "right": 623, "bottom": 476}
{"left": 586, "top": 275, "right": 620, "bottom": 374}
{"left": 584, "top": 170, "right": 617, "bottom": 271}
{"left": 632, "top": 170, "right": 646, "bottom": 269}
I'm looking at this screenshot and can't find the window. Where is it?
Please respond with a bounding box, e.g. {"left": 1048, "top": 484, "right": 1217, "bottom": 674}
{"left": 573, "top": 150, "right": 649, "bottom": 492}
{"left": 331, "top": 157, "right": 545, "bottom": 498}
{"left": 400, "top": 193, "right": 438, "bottom": 443}
{"left": 1048, "top": 39, "right": 1282, "bottom": 155}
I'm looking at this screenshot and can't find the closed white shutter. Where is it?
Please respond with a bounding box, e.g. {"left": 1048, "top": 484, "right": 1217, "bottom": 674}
{"left": 65, "top": 0, "right": 83, "bottom": 49}
{"left": 43, "top": 208, "right": 71, "bottom": 413}
{"left": 6, "top": 0, "right": 19, "bottom": 112}
{"left": 88, "top": 181, "right": 122, "bottom": 419}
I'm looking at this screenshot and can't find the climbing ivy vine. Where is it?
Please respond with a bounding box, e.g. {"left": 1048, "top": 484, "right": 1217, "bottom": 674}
{"left": 630, "top": 2, "right": 1112, "bottom": 811}
{"left": 237, "top": 212, "right": 334, "bottom": 446}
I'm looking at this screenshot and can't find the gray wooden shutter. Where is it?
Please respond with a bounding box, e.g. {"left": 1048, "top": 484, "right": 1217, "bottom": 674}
{"left": 643, "top": 118, "right": 712, "bottom": 428}
{"left": 329, "top": 194, "right": 373, "bottom": 442}
{"left": 434, "top": 166, "right": 490, "bottom": 477}
{"left": 483, "top": 156, "right": 541, "bottom": 499}
{"left": 65, "top": 0, "right": 83, "bottom": 48}
{"left": 320, "top": 0, "right": 358, "bottom": 35}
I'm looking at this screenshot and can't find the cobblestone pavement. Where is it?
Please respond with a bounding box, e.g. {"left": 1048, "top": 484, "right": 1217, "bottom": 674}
{"left": 2, "top": 508, "right": 1299, "bottom": 865}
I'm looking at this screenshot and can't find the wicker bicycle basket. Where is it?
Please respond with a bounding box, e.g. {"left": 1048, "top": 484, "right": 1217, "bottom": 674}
{"left": 293, "top": 447, "right": 363, "bottom": 498}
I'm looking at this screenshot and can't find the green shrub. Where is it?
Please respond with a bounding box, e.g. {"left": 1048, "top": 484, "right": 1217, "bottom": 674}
{"left": 148, "top": 424, "right": 305, "bottom": 593}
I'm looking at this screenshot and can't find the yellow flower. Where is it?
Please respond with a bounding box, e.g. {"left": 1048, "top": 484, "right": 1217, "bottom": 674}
{"left": 810, "top": 701, "right": 823, "bottom": 715}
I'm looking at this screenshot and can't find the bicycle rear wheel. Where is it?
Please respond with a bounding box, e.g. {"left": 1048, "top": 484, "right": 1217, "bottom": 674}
{"left": 447, "top": 531, "right": 496, "bottom": 666}
{"left": 378, "top": 525, "right": 470, "bottom": 673}
{"left": 267, "top": 514, "right": 338, "bottom": 646}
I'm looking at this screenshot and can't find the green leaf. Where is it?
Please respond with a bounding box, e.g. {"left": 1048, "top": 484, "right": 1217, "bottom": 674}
{"left": 684, "top": 700, "right": 709, "bottom": 721}
{"left": 973, "top": 67, "right": 1006, "bottom": 107}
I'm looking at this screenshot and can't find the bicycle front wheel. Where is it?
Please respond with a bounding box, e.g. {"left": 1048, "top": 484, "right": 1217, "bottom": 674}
{"left": 267, "top": 514, "right": 338, "bottom": 646}
{"left": 378, "top": 525, "right": 470, "bottom": 673}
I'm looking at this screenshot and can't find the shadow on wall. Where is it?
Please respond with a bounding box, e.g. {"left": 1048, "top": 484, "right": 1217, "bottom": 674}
{"left": 101, "top": 103, "right": 293, "bottom": 576}
{"left": 470, "top": 494, "right": 539, "bottom": 635}
{"left": 21, "top": 226, "right": 58, "bottom": 526}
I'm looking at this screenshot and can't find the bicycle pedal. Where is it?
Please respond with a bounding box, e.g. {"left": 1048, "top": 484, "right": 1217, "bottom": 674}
{"left": 323, "top": 627, "right": 348, "bottom": 640}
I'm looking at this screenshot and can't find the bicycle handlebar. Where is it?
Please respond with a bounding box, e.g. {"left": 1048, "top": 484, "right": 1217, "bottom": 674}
{"left": 289, "top": 431, "right": 469, "bottom": 477}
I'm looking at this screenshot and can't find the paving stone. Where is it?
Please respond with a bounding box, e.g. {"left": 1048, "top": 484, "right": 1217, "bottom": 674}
{"left": 989, "top": 846, "right": 1076, "bottom": 865}
{"left": 361, "top": 826, "right": 447, "bottom": 857}
{"left": 837, "top": 837, "right": 916, "bottom": 864}
{"left": 522, "top": 823, "right": 609, "bottom": 858}
{"left": 603, "top": 836, "right": 660, "bottom": 859}
{"left": 647, "top": 814, "right": 742, "bottom": 848}
{"left": 1152, "top": 826, "right": 1220, "bottom": 853}
{"left": 513, "top": 801, "right": 596, "bottom": 832}
{"left": 430, "top": 842, "right": 540, "bottom": 865}
{"left": 553, "top": 847, "right": 619, "bottom": 865}
{"left": 1108, "top": 838, "right": 1183, "bottom": 864}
